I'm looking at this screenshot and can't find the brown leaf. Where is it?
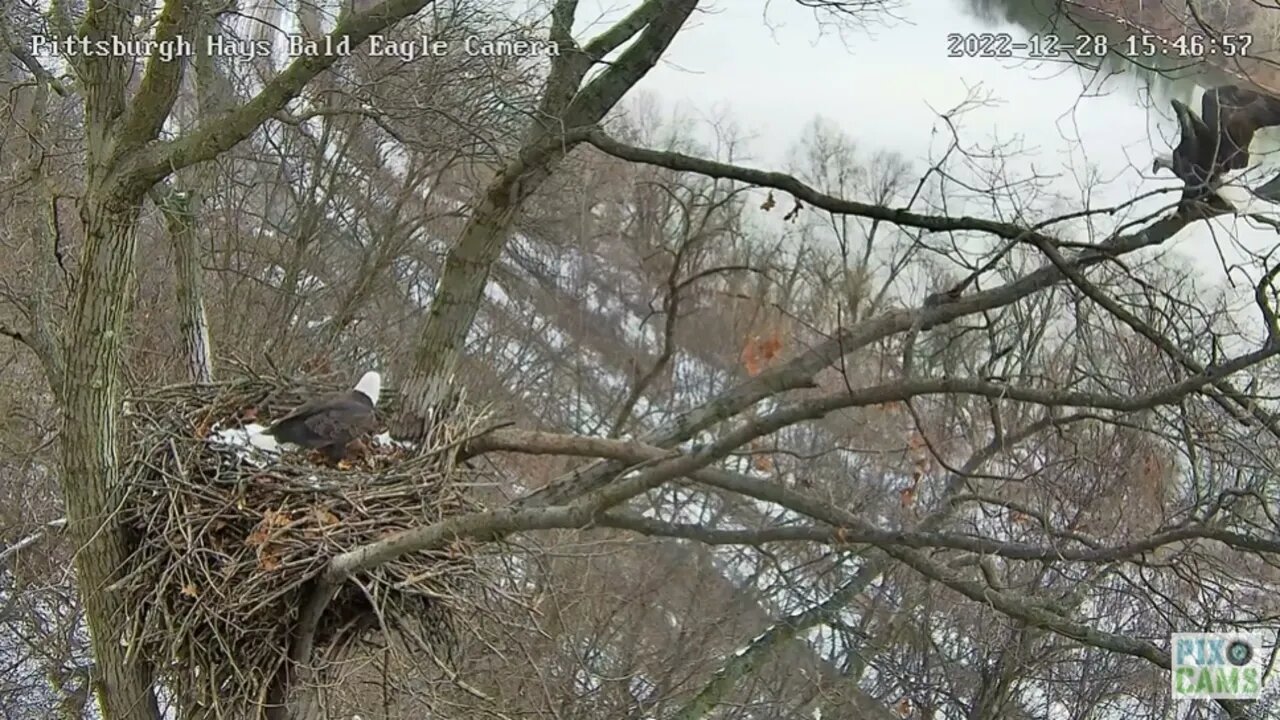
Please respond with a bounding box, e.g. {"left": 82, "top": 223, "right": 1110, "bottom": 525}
{"left": 896, "top": 698, "right": 912, "bottom": 717}
{"left": 313, "top": 508, "right": 339, "bottom": 527}
{"left": 760, "top": 190, "right": 776, "bottom": 211}
{"left": 753, "top": 454, "right": 774, "bottom": 472}
{"left": 246, "top": 527, "right": 269, "bottom": 547}
{"left": 899, "top": 486, "right": 917, "bottom": 507}
{"left": 247, "top": 510, "right": 291, "bottom": 547}
{"left": 742, "top": 333, "right": 783, "bottom": 377}
{"left": 180, "top": 583, "right": 200, "bottom": 598}
{"left": 758, "top": 333, "right": 782, "bottom": 361}
{"left": 258, "top": 548, "right": 281, "bottom": 572}
{"left": 741, "top": 338, "right": 762, "bottom": 376}
{"left": 1009, "top": 510, "right": 1031, "bottom": 525}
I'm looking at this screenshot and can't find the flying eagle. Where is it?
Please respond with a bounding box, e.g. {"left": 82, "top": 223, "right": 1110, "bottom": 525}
{"left": 251, "top": 371, "right": 381, "bottom": 462}
{"left": 1152, "top": 84, "right": 1280, "bottom": 214}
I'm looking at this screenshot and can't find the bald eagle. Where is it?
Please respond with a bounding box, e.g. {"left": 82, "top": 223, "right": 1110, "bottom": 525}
{"left": 251, "top": 372, "right": 381, "bottom": 462}
{"left": 1152, "top": 84, "right": 1280, "bottom": 213}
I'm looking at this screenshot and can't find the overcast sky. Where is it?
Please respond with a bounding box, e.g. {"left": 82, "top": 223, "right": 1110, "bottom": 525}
{"left": 571, "top": 0, "right": 1280, "bottom": 320}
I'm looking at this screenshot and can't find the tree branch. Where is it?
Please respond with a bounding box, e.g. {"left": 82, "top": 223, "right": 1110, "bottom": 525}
{"left": 1, "top": 27, "right": 68, "bottom": 96}
{"left": 115, "top": 0, "right": 190, "bottom": 151}
{"left": 561, "top": 0, "right": 700, "bottom": 128}
{"left": 522, "top": 123, "right": 1201, "bottom": 506}
{"left": 391, "top": 0, "right": 703, "bottom": 440}
{"left": 128, "top": 0, "right": 442, "bottom": 185}
{"left": 879, "top": 543, "right": 1252, "bottom": 719}
{"left": 1024, "top": 230, "right": 1280, "bottom": 437}
{"left": 583, "top": 128, "right": 1069, "bottom": 244}
{"left": 471, "top": 429, "right": 1280, "bottom": 562}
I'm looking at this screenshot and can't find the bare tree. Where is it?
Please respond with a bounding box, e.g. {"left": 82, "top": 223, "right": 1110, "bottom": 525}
{"left": 7, "top": 1, "right": 1280, "bottom": 719}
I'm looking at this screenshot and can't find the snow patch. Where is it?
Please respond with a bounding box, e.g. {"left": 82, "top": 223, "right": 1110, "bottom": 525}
{"left": 485, "top": 280, "right": 511, "bottom": 305}
{"left": 206, "top": 422, "right": 283, "bottom": 467}
{"left": 372, "top": 431, "right": 417, "bottom": 450}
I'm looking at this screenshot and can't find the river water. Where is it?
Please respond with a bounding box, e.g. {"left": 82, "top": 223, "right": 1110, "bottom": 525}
{"left": 618, "top": 0, "right": 1280, "bottom": 327}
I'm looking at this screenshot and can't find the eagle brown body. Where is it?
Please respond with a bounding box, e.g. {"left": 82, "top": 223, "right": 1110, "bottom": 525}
{"left": 263, "top": 372, "right": 381, "bottom": 462}
{"left": 1155, "top": 84, "right": 1280, "bottom": 212}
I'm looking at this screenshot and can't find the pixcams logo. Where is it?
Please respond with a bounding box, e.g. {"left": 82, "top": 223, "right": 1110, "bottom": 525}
{"left": 1171, "top": 632, "right": 1264, "bottom": 699}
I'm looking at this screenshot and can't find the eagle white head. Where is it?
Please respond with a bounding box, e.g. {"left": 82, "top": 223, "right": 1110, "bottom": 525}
{"left": 354, "top": 371, "right": 382, "bottom": 406}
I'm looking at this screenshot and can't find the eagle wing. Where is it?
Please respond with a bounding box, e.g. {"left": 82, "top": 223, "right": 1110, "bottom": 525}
{"left": 1203, "top": 86, "right": 1280, "bottom": 170}
{"left": 270, "top": 394, "right": 337, "bottom": 427}
{"left": 1170, "top": 99, "right": 1214, "bottom": 184}
{"left": 299, "top": 401, "right": 377, "bottom": 447}
{"left": 267, "top": 392, "right": 343, "bottom": 430}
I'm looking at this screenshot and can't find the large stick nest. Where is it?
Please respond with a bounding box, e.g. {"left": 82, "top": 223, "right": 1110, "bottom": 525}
{"left": 116, "top": 374, "right": 488, "bottom": 717}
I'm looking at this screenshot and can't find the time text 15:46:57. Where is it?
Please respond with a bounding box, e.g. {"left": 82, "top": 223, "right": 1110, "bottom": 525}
{"left": 946, "top": 32, "right": 1253, "bottom": 59}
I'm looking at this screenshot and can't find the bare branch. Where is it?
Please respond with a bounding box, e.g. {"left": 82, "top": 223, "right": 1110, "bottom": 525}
{"left": 130, "top": 0, "right": 444, "bottom": 184}
{"left": 116, "top": 0, "right": 190, "bottom": 151}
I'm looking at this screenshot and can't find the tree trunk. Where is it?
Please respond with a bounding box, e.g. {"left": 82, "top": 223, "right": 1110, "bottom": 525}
{"left": 155, "top": 188, "right": 215, "bottom": 383}
{"left": 60, "top": 193, "right": 160, "bottom": 720}
{"left": 391, "top": 141, "right": 565, "bottom": 441}
{"left": 391, "top": 0, "right": 702, "bottom": 441}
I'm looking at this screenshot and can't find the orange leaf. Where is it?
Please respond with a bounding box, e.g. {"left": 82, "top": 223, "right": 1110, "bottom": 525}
{"left": 758, "top": 333, "right": 782, "bottom": 361}
{"left": 1009, "top": 510, "right": 1031, "bottom": 525}
{"left": 742, "top": 339, "right": 762, "bottom": 376}
{"left": 742, "top": 333, "right": 783, "bottom": 376}
{"left": 899, "top": 486, "right": 917, "bottom": 507}
{"left": 753, "top": 454, "right": 774, "bottom": 472}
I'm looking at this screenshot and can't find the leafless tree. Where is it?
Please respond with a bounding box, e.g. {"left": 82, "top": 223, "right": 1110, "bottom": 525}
{"left": 3, "top": 1, "right": 1280, "bottom": 719}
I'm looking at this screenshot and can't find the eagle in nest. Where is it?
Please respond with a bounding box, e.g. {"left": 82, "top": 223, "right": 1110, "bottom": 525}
{"left": 250, "top": 371, "right": 381, "bottom": 465}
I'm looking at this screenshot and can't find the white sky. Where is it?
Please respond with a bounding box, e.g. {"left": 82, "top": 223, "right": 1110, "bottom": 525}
{"left": 576, "top": 0, "right": 1280, "bottom": 322}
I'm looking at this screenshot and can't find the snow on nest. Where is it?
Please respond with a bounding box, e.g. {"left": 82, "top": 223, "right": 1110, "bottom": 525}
{"left": 206, "top": 426, "right": 418, "bottom": 465}
{"left": 206, "top": 422, "right": 282, "bottom": 468}
{"left": 373, "top": 431, "right": 417, "bottom": 450}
